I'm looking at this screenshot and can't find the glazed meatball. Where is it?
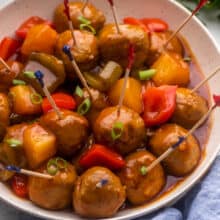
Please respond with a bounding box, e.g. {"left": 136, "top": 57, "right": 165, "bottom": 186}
{"left": 99, "top": 24, "right": 149, "bottom": 69}
{"left": 149, "top": 124, "right": 201, "bottom": 176}
{"left": 73, "top": 166, "right": 125, "bottom": 218}
{"left": 93, "top": 106, "right": 146, "bottom": 155}
{"left": 0, "top": 61, "right": 23, "bottom": 92}
{"left": 0, "top": 124, "right": 28, "bottom": 182}
{"left": 29, "top": 160, "right": 77, "bottom": 210}
{"left": 172, "top": 88, "right": 209, "bottom": 128}
{"left": 5, "top": 123, "right": 27, "bottom": 145}
{"left": 54, "top": 2, "right": 105, "bottom": 33}
{"left": 147, "top": 31, "right": 184, "bottom": 65}
{"left": 0, "top": 93, "right": 10, "bottom": 141}
{"left": 56, "top": 30, "right": 99, "bottom": 76}
{"left": 39, "top": 109, "right": 89, "bottom": 156}
{"left": 118, "top": 151, "right": 165, "bottom": 205}
{"left": 74, "top": 88, "right": 109, "bottom": 127}
{"left": 3, "top": 123, "right": 28, "bottom": 167}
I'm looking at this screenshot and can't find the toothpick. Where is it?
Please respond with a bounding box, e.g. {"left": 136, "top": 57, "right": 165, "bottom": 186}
{"left": 3, "top": 165, "right": 53, "bottom": 179}
{"left": 164, "top": 0, "right": 209, "bottom": 49}
{"left": 117, "top": 44, "right": 135, "bottom": 116}
{"left": 20, "top": 169, "right": 53, "bottom": 179}
{"left": 81, "top": 0, "right": 89, "bottom": 13}
{"left": 70, "top": 60, "right": 92, "bottom": 97}
{"left": 64, "top": 0, "right": 77, "bottom": 45}
{"left": 43, "top": 87, "right": 63, "bottom": 119}
{"left": 34, "top": 71, "right": 63, "bottom": 120}
{"left": 0, "top": 57, "right": 11, "bottom": 72}
{"left": 163, "top": 15, "right": 193, "bottom": 49}
{"left": 146, "top": 101, "right": 217, "bottom": 173}
{"left": 68, "top": 21, "right": 76, "bottom": 45}
{"left": 191, "top": 66, "right": 220, "bottom": 93}
{"left": 117, "top": 68, "right": 130, "bottom": 117}
{"left": 62, "top": 45, "right": 93, "bottom": 98}
{"left": 107, "top": 0, "right": 121, "bottom": 34}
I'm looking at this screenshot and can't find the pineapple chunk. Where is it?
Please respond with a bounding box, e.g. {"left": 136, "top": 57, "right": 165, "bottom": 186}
{"left": 23, "top": 123, "right": 57, "bottom": 169}
{"left": 21, "top": 24, "right": 58, "bottom": 56}
{"left": 9, "top": 85, "right": 42, "bottom": 115}
{"left": 152, "top": 51, "right": 190, "bottom": 87}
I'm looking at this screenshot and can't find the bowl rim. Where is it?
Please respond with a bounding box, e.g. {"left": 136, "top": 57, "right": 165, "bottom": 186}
{"left": 0, "top": 0, "right": 220, "bottom": 220}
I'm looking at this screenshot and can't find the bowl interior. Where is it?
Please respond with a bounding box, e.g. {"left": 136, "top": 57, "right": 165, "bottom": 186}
{"left": 0, "top": 0, "right": 220, "bottom": 219}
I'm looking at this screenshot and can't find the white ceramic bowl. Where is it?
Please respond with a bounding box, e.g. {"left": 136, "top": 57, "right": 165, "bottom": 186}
{"left": 0, "top": 0, "right": 220, "bottom": 219}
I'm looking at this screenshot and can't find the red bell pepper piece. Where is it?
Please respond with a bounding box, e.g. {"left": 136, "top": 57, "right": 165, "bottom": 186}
{"left": 0, "top": 37, "right": 21, "bottom": 60}
{"left": 11, "top": 174, "right": 28, "bottom": 198}
{"left": 123, "top": 17, "right": 150, "bottom": 33}
{"left": 79, "top": 144, "right": 125, "bottom": 170}
{"left": 142, "top": 85, "right": 177, "bottom": 127}
{"left": 42, "top": 92, "right": 76, "bottom": 114}
{"left": 16, "top": 16, "right": 54, "bottom": 39}
{"left": 140, "top": 18, "right": 169, "bottom": 32}
{"left": 213, "top": 94, "right": 220, "bottom": 106}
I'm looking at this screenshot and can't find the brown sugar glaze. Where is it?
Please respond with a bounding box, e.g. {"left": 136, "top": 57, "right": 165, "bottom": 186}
{"left": 122, "top": 35, "right": 212, "bottom": 210}
{"left": 6, "top": 34, "right": 212, "bottom": 212}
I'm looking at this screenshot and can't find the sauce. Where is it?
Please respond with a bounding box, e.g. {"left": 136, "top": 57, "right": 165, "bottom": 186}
{"left": 122, "top": 36, "right": 212, "bottom": 211}
{"left": 3, "top": 36, "right": 212, "bottom": 211}
{"left": 0, "top": 14, "right": 213, "bottom": 216}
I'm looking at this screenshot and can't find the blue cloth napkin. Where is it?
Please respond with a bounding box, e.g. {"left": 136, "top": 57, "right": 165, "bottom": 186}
{"left": 138, "top": 155, "right": 220, "bottom": 220}
{"left": 1, "top": 155, "right": 220, "bottom": 220}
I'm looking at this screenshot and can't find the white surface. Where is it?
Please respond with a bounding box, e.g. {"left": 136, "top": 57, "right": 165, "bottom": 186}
{"left": 0, "top": 0, "right": 220, "bottom": 220}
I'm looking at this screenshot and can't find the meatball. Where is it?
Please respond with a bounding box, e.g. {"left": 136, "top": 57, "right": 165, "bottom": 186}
{"left": 0, "top": 61, "right": 23, "bottom": 92}
{"left": 3, "top": 123, "right": 28, "bottom": 167}
{"left": 172, "top": 88, "right": 209, "bottom": 129}
{"left": 99, "top": 24, "right": 149, "bottom": 69}
{"left": 149, "top": 124, "right": 201, "bottom": 176}
{"left": 56, "top": 30, "right": 99, "bottom": 76}
{"left": 93, "top": 106, "right": 146, "bottom": 155}
{"left": 29, "top": 160, "right": 77, "bottom": 210}
{"left": 5, "top": 123, "right": 28, "bottom": 144}
{"left": 118, "top": 151, "right": 165, "bottom": 205}
{"left": 54, "top": 2, "right": 105, "bottom": 33}
{"left": 0, "top": 93, "right": 10, "bottom": 141}
{"left": 73, "top": 166, "right": 125, "bottom": 218}
{"left": 147, "top": 31, "right": 184, "bottom": 65}
{"left": 39, "top": 109, "right": 89, "bottom": 156}
{"left": 0, "top": 123, "right": 28, "bottom": 181}
{"left": 74, "top": 88, "right": 109, "bottom": 127}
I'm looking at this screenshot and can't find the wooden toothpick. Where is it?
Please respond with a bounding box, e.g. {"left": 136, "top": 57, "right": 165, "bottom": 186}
{"left": 107, "top": 0, "right": 121, "bottom": 34}
{"left": 43, "top": 87, "right": 63, "bottom": 119}
{"left": 81, "top": 0, "right": 89, "bottom": 13}
{"left": 0, "top": 57, "right": 11, "bottom": 72}
{"left": 3, "top": 165, "right": 53, "bottom": 179}
{"left": 34, "top": 71, "right": 63, "bottom": 120}
{"left": 20, "top": 168, "right": 53, "bottom": 179}
{"left": 117, "top": 44, "right": 135, "bottom": 116}
{"left": 191, "top": 66, "right": 220, "bottom": 93}
{"left": 64, "top": 0, "right": 77, "bottom": 45}
{"left": 163, "top": 0, "right": 209, "bottom": 50}
{"left": 62, "top": 45, "right": 93, "bottom": 98}
{"left": 146, "top": 98, "right": 218, "bottom": 173}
